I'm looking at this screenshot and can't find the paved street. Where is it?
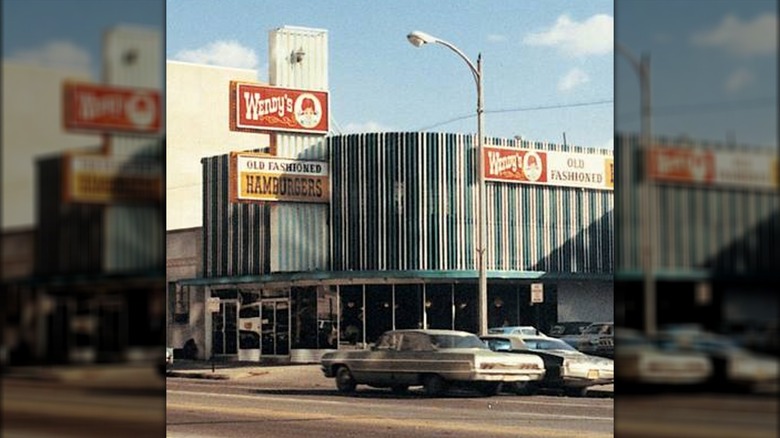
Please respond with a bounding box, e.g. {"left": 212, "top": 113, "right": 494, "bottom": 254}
{"left": 2, "top": 368, "right": 166, "bottom": 438}
{"left": 615, "top": 392, "right": 778, "bottom": 438}
{"left": 166, "top": 366, "right": 614, "bottom": 438}
{"left": 168, "top": 380, "right": 614, "bottom": 437}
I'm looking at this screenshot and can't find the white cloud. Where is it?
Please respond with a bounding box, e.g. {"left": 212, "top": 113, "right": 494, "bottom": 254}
{"left": 691, "top": 13, "right": 777, "bottom": 56}
{"left": 173, "top": 40, "right": 258, "bottom": 69}
{"left": 558, "top": 68, "right": 590, "bottom": 92}
{"left": 343, "top": 121, "right": 393, "bottom": 134}
{"left": 487, "top": 34, "right": 507, "bottom": 43}
{"left": 9, "top": 40, "right": 92, "bottom": 73}
{"left": 523, "top": 14, "right": 613, "bottom": 57}
{"left": 724, "top": 67, "right": 754, "bottom": 93}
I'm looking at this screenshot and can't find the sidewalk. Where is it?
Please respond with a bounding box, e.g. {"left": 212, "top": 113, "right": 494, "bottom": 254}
{"left": 3, "top": 363, "right": 166, "bottom": 390}
{"left": 166, "top": 360, "right": 332, "bottom": 387}
{"left": 166, "top": 360, "right": 614, "bottom": 394}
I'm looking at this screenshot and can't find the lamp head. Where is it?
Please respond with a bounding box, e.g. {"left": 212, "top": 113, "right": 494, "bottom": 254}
{"left": 407, "top": 30, "right": 437, "bottom": 47}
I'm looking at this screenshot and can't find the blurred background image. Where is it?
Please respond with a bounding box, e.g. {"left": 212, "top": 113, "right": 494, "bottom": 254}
{"left": 1, "top": 0, "right": 166, "bottom": 436}
{"left": 615, "top": 0, "right": 778, "bottom": 437}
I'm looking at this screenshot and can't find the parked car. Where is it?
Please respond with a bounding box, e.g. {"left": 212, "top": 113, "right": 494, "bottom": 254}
{"left": 549, "top": 321, "right": 591, "bottom": 338}
{"left": 655, "top": 327, "right": 779, "bottom": 392}
{"left": 488, "top": 326, "right": 548, "bottom": 337}
{"left": 320, "top": 329, "right": 545, "bottom": 396}
{"left": 574, "top": 322, "right": 614, "bottom": 358}
{"left": 614, "top": 328, "right": 712, "bottom": 387}
{"left": 481, "top": 334, "right": 613, "bottom": 396}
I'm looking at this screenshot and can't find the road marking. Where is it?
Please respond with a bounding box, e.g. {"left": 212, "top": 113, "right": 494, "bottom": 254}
{"left": 167, "top": 401, "right": 612, "bottom": 438}
{"left": 167, "top": 389, "right": 612, "bottom": 421}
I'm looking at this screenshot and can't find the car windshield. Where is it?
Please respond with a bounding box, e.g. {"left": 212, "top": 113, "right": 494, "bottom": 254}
{"left": 523, "top": 338, "right": 578, "bottom": 352}
{"left": 584, "top": 324, "right": 611, "bottom": 335}
{"left": 658, "top": 335, "right": 741, "bottom": 354}
{"left": 430, "top": 333, "right": 488, "bottom": 350}
{"left": 549, "top": 326, "right": 566, "bottom": 336}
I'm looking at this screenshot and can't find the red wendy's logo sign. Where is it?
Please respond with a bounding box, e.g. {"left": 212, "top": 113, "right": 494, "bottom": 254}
{"left": 648, "top": 147, "right": 715, "bottom": 184}
{"left": 230, "top": 81, "right": 329, "bottom": 135}
{"left": 63, "top": 82, "right": 161, "bottom": 134}
{"left": 484, "top": 146, "right": 548, "bottom": 184}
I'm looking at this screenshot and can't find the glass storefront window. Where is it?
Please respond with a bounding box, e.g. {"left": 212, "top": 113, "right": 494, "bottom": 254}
{"left": 365, "top": 285, "right": 392, "bottom": 345}
{"left": 489, "top": 285, "right": 520, "bottom": 329}
{"left": 291, "top": 287, "right": 317, "bottom": 349}
{"left": 454, "top": 284, "right": 477, "bottom": 332}
{"left": 394, "top": 284, "right": 423, "bottom": 330}
{"left": 339, "top": 286, "right": 363, "bottom": 346}
{"left": 425, "top": 284, "right": 454, "bottom": 330}
{"left": 317, "top": 286, "right": 338, "bottom": 349}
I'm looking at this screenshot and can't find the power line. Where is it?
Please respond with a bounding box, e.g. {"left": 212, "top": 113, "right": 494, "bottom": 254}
{"left": 416, "top": 99, "right": 613, "bottom": 131}
{"left": 617, "top": 97, "right": 775, "bottom": 122}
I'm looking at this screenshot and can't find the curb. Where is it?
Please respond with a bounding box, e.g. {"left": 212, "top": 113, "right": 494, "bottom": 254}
{"left": 166, "top": 371, "right": 231, "bottom": 380}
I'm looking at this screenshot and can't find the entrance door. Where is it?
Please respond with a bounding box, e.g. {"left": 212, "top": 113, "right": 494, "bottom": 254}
{"left": 261, "top": 300, "right": 290, "bottom": 356}
{"left": 211, "top": 301, "right": 238, "bottom": 357}
{"left": 96, "top": 298, "right": 126, "bottom": 363}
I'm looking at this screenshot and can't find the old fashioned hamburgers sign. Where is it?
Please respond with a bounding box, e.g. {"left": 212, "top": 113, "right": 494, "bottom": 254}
{"left": 62, "top": 153, "right": 163, "bottom": 204}
{"left": 230, "top": 81, "right": 329, "bottom": 135}
{"left": 63, "top": 82, "right": 161, "bottom": 134}
{"left": 230, "top": 152, "right": 330, "bottom": 204}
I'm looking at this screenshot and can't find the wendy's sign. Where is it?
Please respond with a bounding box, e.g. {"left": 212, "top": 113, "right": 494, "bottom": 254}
{"left": 63, "top": 82, "right": 161, "bottom": 134}
{"left": 230, "top": 81, "right": 329, "bottom": 135}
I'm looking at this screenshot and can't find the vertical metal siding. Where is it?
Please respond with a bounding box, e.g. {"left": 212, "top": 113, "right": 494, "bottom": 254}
{"left": 329, "top": 133, "right": 614, "bottom": 273}
{"left": 101, "top": 27, "right": 165, "bottom": 272}
{"left": 202, "top": 155, "right": 271, "bottom": 277}
{"left": 265, "top": 27, "right": 330, "bottom": 272}
{"left": 616, "top": 134, "right": 778, "bottom": 274}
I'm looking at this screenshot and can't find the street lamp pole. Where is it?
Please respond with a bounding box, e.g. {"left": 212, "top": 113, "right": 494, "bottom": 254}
{"left": 407, "top": 31, "right": 489, "bottom": 335}
{"left": 617, "top": 43, "right": 656, "bottom": 336}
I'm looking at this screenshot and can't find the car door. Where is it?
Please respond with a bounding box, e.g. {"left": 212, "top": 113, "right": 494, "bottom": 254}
{"left": 352, "top": 331, "right": 399, "bottom": 384}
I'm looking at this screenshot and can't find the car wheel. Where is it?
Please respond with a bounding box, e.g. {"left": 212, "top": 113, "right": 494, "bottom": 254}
{"left": 476, "top": 382, "right": 502, "bottom": 396}
{"left": 513, "top": 382, "right": 538, "bottom": 396}
{"left": 564, "top": 387, "right": 588, "bottom": 397}
{"left": 390, "top": 384, "right": 409, "bottom": 394}
{"left": 423, "top": 374, "right": 447, "bottom": 397}
{"left": 335, "top": 367, "right": 357, "bottom": 393}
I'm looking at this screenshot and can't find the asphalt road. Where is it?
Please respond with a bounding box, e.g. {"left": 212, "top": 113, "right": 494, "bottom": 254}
{"left": 615, "top": 392, "right": 778, "bottom": 438}
{"left": 2, "top": 378, "right": 166, "bottom": 438}
{"left": 166, "top": 378, "right": 614, "bottom": 438}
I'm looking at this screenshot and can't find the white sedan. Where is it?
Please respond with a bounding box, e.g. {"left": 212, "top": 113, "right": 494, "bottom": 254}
{"left": 481, "top": 334, "right": 613, "bottom": 396}
{"left": 615, "top": 328, "right": 712, "bottom": 386}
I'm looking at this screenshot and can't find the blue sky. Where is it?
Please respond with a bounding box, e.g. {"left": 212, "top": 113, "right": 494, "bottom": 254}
{"left": 616, "top": 0, "right": 777, "bottom": 148}
{"left": 2, "top": 0, "right": 164, "bottom": 79}
{"left": 165, "top": 0, "right": 614, "bottom": 149}
{"left": 4, "top": 1, "right": 774, "bottom": 149}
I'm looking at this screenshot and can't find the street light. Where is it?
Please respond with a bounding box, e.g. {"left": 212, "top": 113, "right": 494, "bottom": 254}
{"left": 617, "top": 43, "right": 656, "bottom": 336}
{"left": 407, "top": 30, "right": 488, "bottom": 336}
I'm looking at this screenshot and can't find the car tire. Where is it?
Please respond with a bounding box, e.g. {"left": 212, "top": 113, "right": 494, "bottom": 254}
{"left": 513, "top": 382, "right": 538, "bottom": 396}
{"left": 476, "top": 382, "right": 502, "bottom": 396}
{"left": 335, "top": 367, "right": 357, "bottom": 393}
{"left": 564, "top": 387, "right": 588, "bottom": 397}
{"left": 423, "top": 374, "right": 447, "bottom": 397}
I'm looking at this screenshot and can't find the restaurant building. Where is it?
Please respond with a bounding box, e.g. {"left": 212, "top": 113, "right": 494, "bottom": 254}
{"left": 614, "top": 134, "right": 778, "bottom": 334}
{"left": 1, "top": 26, "right": 165, "bottom": 366}
{"left": 166, "top": 26, "right": 614, "bottom": 363}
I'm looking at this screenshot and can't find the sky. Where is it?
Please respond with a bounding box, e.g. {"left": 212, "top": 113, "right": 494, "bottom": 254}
{"left": 2, "top": 0, "right": 775, "bottom": 150}
{"left": 165, "top": 0, "right": 615, "bottom": 149}
{"left": 615, "top": 0, "right": 777, "bottom": 149}
{"left": 1, "top": 0, "right": 164, "bottom": 80}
